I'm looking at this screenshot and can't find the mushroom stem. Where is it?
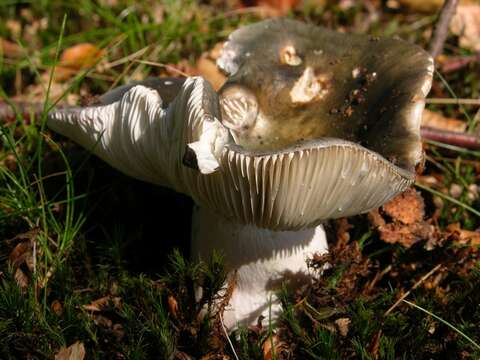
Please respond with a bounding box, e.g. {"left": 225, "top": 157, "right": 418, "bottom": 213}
{"left": 191, "top": 206, "right": 328, "bottom": 330}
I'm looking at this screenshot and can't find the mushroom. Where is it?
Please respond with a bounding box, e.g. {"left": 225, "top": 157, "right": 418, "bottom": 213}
{"left": 47, "top": 18, "right": 433, "bottom": 330}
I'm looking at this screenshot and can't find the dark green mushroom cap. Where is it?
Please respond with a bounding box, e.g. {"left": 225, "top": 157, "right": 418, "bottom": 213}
{"left": 217, "top": 18, "right": 434, "bottom": 173}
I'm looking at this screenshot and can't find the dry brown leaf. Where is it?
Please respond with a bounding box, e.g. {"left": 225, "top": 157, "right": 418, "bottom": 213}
{"left": 262, "top": 334, "right": 287, "bottom": 360}
{"left": 83, "top": 295, "right": 121, "bottom": 312}
{"left": 394, "top": 0, "right": 443, "bottom": 12}
{"left": 14, "top": 268, "right": 29, "bottom": 289}
{"left": 450, "top": 4, "right": 480, "bottom": 51}
{"left": 445, "top": 223, "right": 480, "bottom": 246}
{"left": 422, "top": 109, "right": 467, "bottom": 133}
{"left": 259, "top": 0, "right": 300, "bottom": 15}
{"left": 382, "top": 188, "right": 425, "bottom": 225}
{"left": 60, "top": 43, "right": 103, "bottom": 69}
{"left": 9, "top": 241, "right": 34, "bottom": 269}
{"left": 194, "top": 43, "right": 226, "bottom": 91}
{"left": 8, "top": 230, "right": 39, "bottom": 289}
{"left": 168, "top": 294, "right": 179, "bottom": 318}
{"left": 395, "top": 0, "right": 478, "bottom": 13}
{"left": 55, "top": 342, "right": 86, "bottom": 360}
{"left": 52, "top": 300, "right": 64, "bottom": 316}
{"left": 51, "top": 43, "right": 104, "bottom": 82}
{"left": 241, "top": 0, "right": 300, "bottom": 16}
{"left": 378, "top": 222, "right": 436, "bottom": 248}
{"left": 0, "top": 38, "right": 22, "bottom": 58}
{"left": 370, "top": 190, "right": 440, "bottom": 248}
{"left": 334, "top": 317, "right": 351, "bottom": 337}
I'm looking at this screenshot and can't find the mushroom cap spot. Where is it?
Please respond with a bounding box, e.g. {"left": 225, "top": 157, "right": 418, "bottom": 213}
{"left": 280, "top": 45, "right": 302, "bottom": 66}
{"left": 289, "top": 66, "right": 328, "bottom": 104}
{"left": 217, "top": 18, "right": 433, "bottom": 172}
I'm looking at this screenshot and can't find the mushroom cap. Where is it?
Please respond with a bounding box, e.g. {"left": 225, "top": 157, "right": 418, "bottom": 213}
{"left": 218, "top": 18, "right": 433, "bottom": 172}
{"left": 48, "top": 19, "right": 433, "bottom": 231}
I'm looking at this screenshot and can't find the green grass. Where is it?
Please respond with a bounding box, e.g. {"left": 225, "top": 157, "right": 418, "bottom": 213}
{"left": 1, "top": 0, "right": 480, "bottom": 358}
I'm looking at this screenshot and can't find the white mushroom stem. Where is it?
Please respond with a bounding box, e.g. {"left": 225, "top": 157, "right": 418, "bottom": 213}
{"left": 191, "top": 206, "right": 328, "bottom": 330}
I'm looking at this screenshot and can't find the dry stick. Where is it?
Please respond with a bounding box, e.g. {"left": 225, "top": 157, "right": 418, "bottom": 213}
{"left": 2, "top": 100, "right": 480, "bottom": 151}
{"left": 429, "top": 0, "right": 459, "bottom": 58}
{"left": 421, "top": 126, "right": 480, "bottom": 150}
{"left": 426, "top": 98, "right": 480, "bottom": 106}
{"left": 384, "top": 264, "right": 442, "bottom": 317}
{"left": 424, "top": 0, "right": 479, "bottom": 152}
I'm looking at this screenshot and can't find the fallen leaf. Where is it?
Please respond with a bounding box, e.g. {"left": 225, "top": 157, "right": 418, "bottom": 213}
{"left": 334, "top": 317, "right": 351, "bottom": 337}
{"left": 445, "top": 223, "right": 480, "bottom": 247}
{"left": 377, "top": 222, "right": 436, "bottom": 248}
{"left": 394, "top": 0, "right": 476, "bottom": 13}
{"left": 262, "top": 334, "right": 288, "bottom": 360}
{"left": 422, "top": 109, "right": 467, "bottom": 133}
{"left": 9, "top": 241, "right": 34, "bottom": 269}
{"left": 52, "top": 300, "right": 64, "bottom": 316}
{"left": 55, "top": 342, "right": 86, "bottom": 360}
{"left": 8, "top": 229, "right": 39, "bottom": 289}
{"left": 194, "top": 43, "right": 226, "bottom": 91}
{"left": 370, "top": 189, "right": 441, "bottom": 248}
{"left": 259, "top": 0, "right": 300, "bottom": 15}
{"left": 51, "top": 43, "right": 104, "bottom": 82}
{"left": 14, "top": 268, "right": 29, "bottom": 289}
{"left": 382, "top": 188, "right": 425, "bottom": 225}
{"left": 0, "top": 38, "right": 22, "bottom": 58}
{"left": 60, "top": 43, "right": 103, "bottom": 69}
{"left": 450, "top": 4, "right": 480, "bottom": 51}
{"left": 168, "top": 294, "right": 179, "bottom": 318}
{"left": 241, "top": 0, "right": 300, "bottom": 16}
{"left": 83, "top": 295, "right": 121, "bottom": 312}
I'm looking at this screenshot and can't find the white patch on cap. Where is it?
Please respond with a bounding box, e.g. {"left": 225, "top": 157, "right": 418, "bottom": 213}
{"left": 290, "top": 67, "right": 329, "bottom": 104}
{"left": 280, "top": 45, "right": 302, "bottom": 66}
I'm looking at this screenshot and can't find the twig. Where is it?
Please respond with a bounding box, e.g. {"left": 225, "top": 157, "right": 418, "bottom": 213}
{"left": 421, "top": 126, "right": 480, "bottom": 150}
{"left": 429, "top": 0, "right": 459, "bottom": 58}
{"left": 384, "top": 264, "right": 442, "bottom": 316}
{"left": 133, "top": 60, "right": 190, "bottom": 77}
{"left": 426, "top": 98, "right": 480, "bottom": 106}
{"left": 441, "top": 53, "right": 480, "bottom": 73}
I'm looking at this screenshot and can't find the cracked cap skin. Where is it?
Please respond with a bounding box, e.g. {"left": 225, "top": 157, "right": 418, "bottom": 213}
{"left": 48, "top": 18, "right": 434, "bottom": 231}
